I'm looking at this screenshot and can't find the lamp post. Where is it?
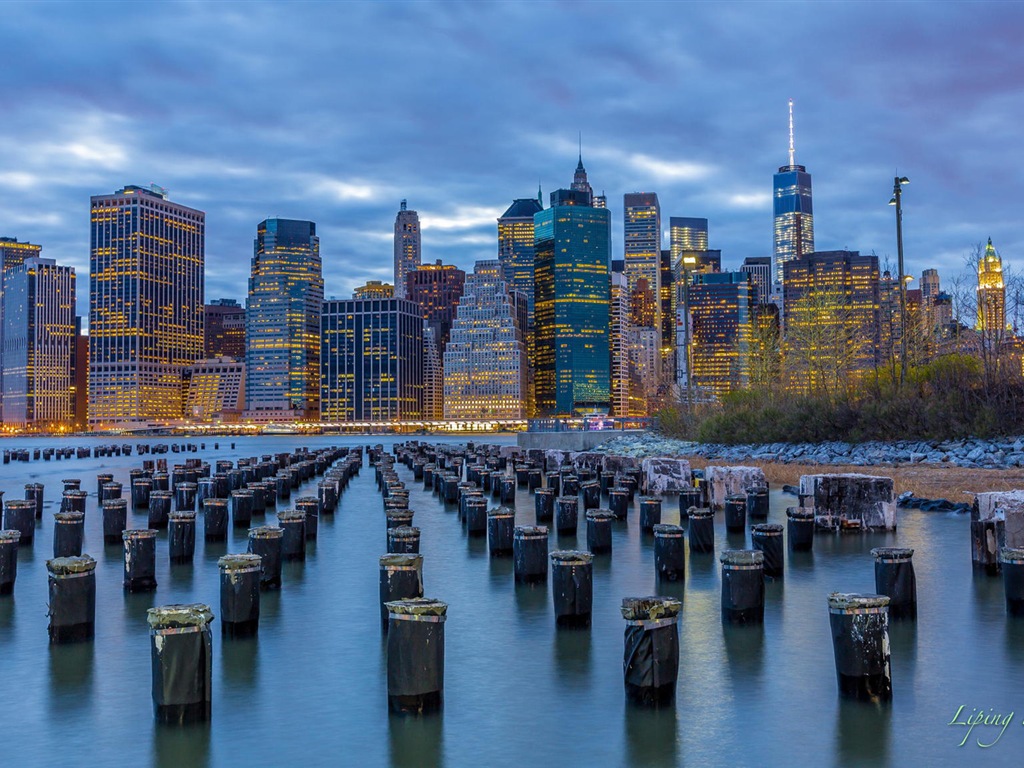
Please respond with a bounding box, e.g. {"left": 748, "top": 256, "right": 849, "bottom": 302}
{"left": 889, "top": 176, "right": 910, "bottom": 385}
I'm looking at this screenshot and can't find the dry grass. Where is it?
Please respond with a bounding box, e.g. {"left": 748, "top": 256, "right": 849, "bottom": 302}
{"left": 681, "top": 455, "right": 1024, "bottom": 500}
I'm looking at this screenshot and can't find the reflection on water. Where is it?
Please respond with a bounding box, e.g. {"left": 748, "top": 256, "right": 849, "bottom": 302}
{"left": 834, "top": 699, "right": 891, "bottom": 766}
{"left": 554, "top": 624, "right": 592, "bottom": 684}
{"left": 221, "top": 635, "right": 259, "bottom": 688}
{"left": 48, "top": 641, "right": 94, "bottom": 715}
{"left": 388, "top": 711, "right": 444, "bottom": 768}
{"left": 513, "top": 579, "right": 547, "bottom": 619}
{"left": 722, "top": 623, "right": 764, "bottom": 689}
{"left": 153, "top": 722, "right": 210, "bottom": 768}
{"left": 624, "top": 704, "right": 679, "bottom": 768}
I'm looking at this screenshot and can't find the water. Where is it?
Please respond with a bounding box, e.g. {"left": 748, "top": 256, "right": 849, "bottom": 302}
{"left": 0, "top": 435, "right": 1021, "bottom": 766}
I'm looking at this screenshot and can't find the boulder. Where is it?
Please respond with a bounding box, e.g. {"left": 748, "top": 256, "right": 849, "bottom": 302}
{"left": 705, "top": 466, "right": 766, "bottom": 509}
{"left": 799, "top": 473, "right": 897, "bottom": 530}
{"left": 641, "top": 458, "right": 692, "bottom": 495}
{"left": 974, "top": 490, "right": 1024, "bottom": 546}
{"left": 543, "top": 450, "right": 572, "bottom": 471}
{"left": 570, "top": 452, "right": 607, "bottom": 472}
{"left": 602, "top": 454, "right": 639, "bottom": 476}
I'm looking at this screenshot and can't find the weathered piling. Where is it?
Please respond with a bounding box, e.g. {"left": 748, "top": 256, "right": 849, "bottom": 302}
{"left": 218, "top": 554, "right": 261, "bottom": 638}
{"left": 827, "top": 593, "right": 892, "bottom": 703}
{"left": 123, "top": 529, "right": 158, "bottom": 592}
{"left": 26, "top": 483, "right": 44, "bottom": 519}
{"left": 203, "top": 498, "right": 229, "bottom": 542}
{"left": 464, "top": 497, "right": 488, "bottom": 536}
{"left": 168, "top": 511, "right": 197, "bottom": 564}
{"left": 581, "top": 480, "right": 601, "bottom": 511}
{"left": 53, "top": 512, "right": 84, "bottom": 558}
{"left": 278, "top": 510, "right": 306, "bottom": 561}
{"left": 971, "top": 497, "right": 1005, "bottom": 575}
{"left": 535, "top": 487, "right": 554, "bottom": 524}
{"left": 388, "top": 525, "right": 421, "bottom": 554}
{"left": 499, "top": 476, "right": 516, "bottom": 505}
{"left": 720, "top": 549, "right": 764, "bottom": 625}
{"left": 247, "top": 526, "right": 284, "bottom": 589}
{"left": 586, "top": 509, "right": 615, "bottom": 554}
{"left": 786, "top": 508, "right": 815, "bottom": 552}
{"left": 751, "top": 524, "right": 784, "bottom": 579}
{"left": 724, "top": 494, "right": 747, "bottom": 534}
{"left": 61, "top": 489, "right": 88, "bottom": 515}
{"left": 385, "top": 598, "right": 447, "bottom": 715}
{"left": 295, "top": 497, "right": 320, "bottom": 541}
{"left": 746, "top": 486, "right": 769, "bottom": 519}
{"left": 148, "top": 604, "right": 214, "bottom": 724}
{"left": 47, "top": 555, "right": 96, "bottom": 643}
{"left": 149, "top": 491, "right": 172, "bottom": 530}
{"left": 4, "top": 499, "right": 35, "bottom": 545}
{"left": 687, "top": 508, "right": 715, "bottom": 554}
{"left": 132, "top": 478, "right": 153, "bottom": 509}
{"left": 379, "top": 554, "right": 424, "bottom": 632}
{"left": 621, "top": 597, "right": 681, "bottom": 707}
{"left": 513, "top": 526, "right": 548, "bottom": 583}
{"left": 174, "top": 482, "right": 197, "bottom": 512}
{"left": 609, "top": 487, "right": 630, "bottom": 520}
{"left": 872, "top": 548, "right": 917, "bottom": 621}
{"left": 639, "top": 496, "right": 662, "bottom": 533}
{"left": 678, "top": 489, "right": 702, "bottom": 518}
{"left": 653, "top": 524, "right": 686, "bottom": 582}
{"left": 556, "top": 496, "right": 579, "bottom": 536}
{"left": 488, "top": 506, "right": 515, "bottom": 556}
{"left": 96, "top": 474, "right": 113, "bottom": 498}
{"left": 551, "top": 550, "right": 593, "bottom": 628}
{"left": 0, "top": 530, "right": 19, "bottom": 594}
{"left": 230, "top": 490, "right": 254, "bottom": 529}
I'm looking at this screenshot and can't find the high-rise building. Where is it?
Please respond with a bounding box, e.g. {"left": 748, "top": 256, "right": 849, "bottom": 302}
{"left": 0, "top": 237, "right": 43, "bottom": 422}
{"left": 741, "top": 257, "right": 773, "bottom": 304}
{"left": 406, "top": 260, "right": 466, "bottom": 357}
{"left": 773, "top": 100, "right": 815, "bottom": 286}
{"left": 669, "top": 217, "right": 708, "bottom": 262}
{"left": 183, "top": 357, "right": 245, "bottom": 422}
{"left": 2, "top": 257, "right": 76, "bottom": 430}
{"left": 624, "top": 193, "right": 662, "bottom": 334}
{"left": 782, "top": 250, "right": 880, "bottom": 392}
{"left": 660, "top": 249, "right": 675, "bottom": 383}
{"left": 204, "top": 298, "right": 245, "bottom": 359}
{"left": 570, "top": 153, "right": 594, "bottom": 206}
{"left": 921, "top": 269, "right": 940, "bottom": 303}
{"left": 978, "top": 238, "right": 1006, "bottom": 340}
{"left": 394, "top": 200, "right": 421, "bottom": 299}
{"left": 89, "top": 185, "right": 205, "bottom": 427}
{"left": 353, "top": 281, "right": 394, "bottom": 299}
{"left": 689, "top": 272, "right": 755, "bottom": 397}
{"left": 72, "top": 317, "right": 87, "bottom": 431}
{"left": 320, "top": 294, "right": 423, "bottom": 422}
{"left": 629, "top": 278, "right": 658, "bottom": 328}
{"left": 443, "top": 260, "right": 527, "bottom": 419}
{"left": 628, "top": 325, "right": 661, "bottom": 410}
{"left": 609, "top": 271, "right": 631, "bottom": 417}
{"left": 422, "top": 325, "right": 443, "bottom": 420}
{"left": 245, "top": 218, "right": 322, "bottom": 421}
{"left": 534, "top": 179, "right": 612, "bottom": 416}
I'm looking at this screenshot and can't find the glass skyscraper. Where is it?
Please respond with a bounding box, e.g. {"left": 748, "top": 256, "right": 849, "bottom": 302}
{"left": 89, "top": 185, "right": 205, "bottom": 427}
{"left": 689, "top": 272, "right": 755, "bottom": 397}
{"left": 534, "top": 186, "right": 611, "bottom": 416}
{"left": 624, "top": 193, "right": 662, "bottom": 335}
{"left": 773, "top": 102, "right": 814, "bottom": 286}
{"left": 245, "top": 218, "right": 322, "bottom": 420}
{"left": 0, "top": 237, "right": 42, "bottom": 422}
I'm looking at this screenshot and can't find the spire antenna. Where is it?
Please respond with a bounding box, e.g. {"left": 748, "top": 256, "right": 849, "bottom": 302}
{"left": 578, "top": 131, "right": 583, "bottom": 162}
{"left": 788, "top": 99, "right": 795, "bottom": 167}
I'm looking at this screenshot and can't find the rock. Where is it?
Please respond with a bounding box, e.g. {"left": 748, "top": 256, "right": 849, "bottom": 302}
{"left": 705, "top": 466, "right": 766, "bottom": 509}
{"left": 974, "top": 490, "right": 1024, "bottom": 546}
{"left": 641, "top": 458, "right": 692, "bottom": 495}
{"left": 799, "top": 473, "right": 897, "bottom": 530}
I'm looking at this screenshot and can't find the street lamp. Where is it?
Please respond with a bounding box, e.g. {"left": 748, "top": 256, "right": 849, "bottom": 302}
{"left": 680, "top": 254, "right": 697, "bottom": 415}
{"left": 889, "top": 176, "right": 910, "bottom": 384}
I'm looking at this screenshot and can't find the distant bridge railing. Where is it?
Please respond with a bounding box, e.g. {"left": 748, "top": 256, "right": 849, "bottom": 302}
{"left": 526, "top": 417, "right": 651, "bottom": 433}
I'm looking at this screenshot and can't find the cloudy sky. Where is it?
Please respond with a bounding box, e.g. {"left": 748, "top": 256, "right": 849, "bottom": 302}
{"left": 3, "top": 1, "right": 1023, "bottom": 317}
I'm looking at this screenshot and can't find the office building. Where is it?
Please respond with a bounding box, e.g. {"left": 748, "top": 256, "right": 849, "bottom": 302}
{"left": 204, "top": 299, "right": 245, "bottom": 359}
{"left": 773, "top": 100, "right": 815, "bottom": 286}
{"left": 89, "top": 185, "right": 204, "bottom": 427}
{"left": 3, "top": 258, "right": 76, "bottom": 429}
{"left": 534, "top": 179, "right": 611, "bottom": 416}
{"left": 741, "top": 257, "right": 773, "bottom": 304}
{"left": 623, "top": 193, "right": 662, "bottom": 333}
{"left": 609, "top": 271, "right": 632, "bottom": 417}
{"left": 443, "top": 260, "right": 527, "bottom": 419}
{"left": 921, "top": 269, "right": 940, "bottom": 304}
{"left": 423, "top": 325, "right": 443, "bottom": 420}
{"left": 183, "top": 357, "right": 245, "bottom": 422}
{"left": 498, "top": 195, "right": 544, "bottom": 316}
{"left": 394, "top": 200, "right": 421, "bottom": 298}
{"left": 660, "top": 249, "right": 675, "bottom": 382}
{"left": 978, "top": 238, "right": 1006, "bottom": 340}
{"left": 669, "top": 217, "right": 708, "bottom": 262}
{"left": 570, "top": 154, "right": 594, "bottom": 206}
{"left": 72, "top": 318, "right": 87, "bottom": 431}
{"left": 0, "top": 237, "right": 43, "bottom": 422}
{"left": 406, "top": 260, "right": 466, "bottom": 356}
{"left": 353, "top": 281, "right": 394, "bottom": 299}
{"left": 688, "top": 272, "right": 755, "bottom": 397}
{"left": 321, "top": 294, "right": 423, "bottom": 422}
{"left": 245, "top": 218, "right": 322, "bottom": 421}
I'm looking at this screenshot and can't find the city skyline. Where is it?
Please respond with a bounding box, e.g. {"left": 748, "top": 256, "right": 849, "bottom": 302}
{"left": 2, "top": 3, "right": 1023, "bottom": 320}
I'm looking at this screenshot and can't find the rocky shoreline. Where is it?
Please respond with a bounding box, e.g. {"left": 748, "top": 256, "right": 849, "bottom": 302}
{"left": 592, "top": 433, "right": 1024, "bottom": 470}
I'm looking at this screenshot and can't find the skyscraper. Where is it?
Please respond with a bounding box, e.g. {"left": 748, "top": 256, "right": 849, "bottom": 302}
{"left": 570, "top": 153, "right": 594, "bottom": 205}
{"left": 669, "top": 217, "right": 708, "bottom": 262}
{"left": 920, "top": 268, "right": 940, "bottom": 304}
{"left": 204, "top": 298, "right": 245, "bottom": 359}
{"left": 978, "top": 238, "right": 1006, "bottom": 340}
{"left": 422, "top": 325, "right": 443, "bottom": 420}
{"left": 2, "top": 257, "right": 76, "bottom": 429}
{"left": 353, "top": 281, "right": 394, "bottom": 299}
{"left": 740, "top": 256, "right": 773, "bottom": 304}
{"left": 689, "top": 272, "right": 755, "bottom": 397}
{"left": 609, "top": 271, "right": 632, "bottom": 417}
{"left": 534, "top": 182, "right": 611, "bottom": 416}
{"left": 443, "top": 260, "right": 527, "bottom": 419}
{"left": 320, "top": 293, "right": 423, "bottom": 422}
{"left": 624, "top": 193, "right": 662, "bottom": 334}
{"left": 406, "top": 260, "right": 466, "bottom": 357}
{"left": 245, "top": 218, "right": 322, "bottom": 420}
{"left": 89, "top": 185, "right": 205, "bottom": 427}
{"left": 0, "top": 237, "right": 42, "bottom": 422}
{"left": 394, "top": 200, "right": 421, "bottom": 299}
{"left": 183, "top": 357, "right": 245, "bottom": 422}
{"left": 773, "top": 100, "right": 815, "bottom": 286}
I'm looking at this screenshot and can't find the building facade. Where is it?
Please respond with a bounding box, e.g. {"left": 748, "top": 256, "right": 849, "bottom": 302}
{"left": 773, "top": 101, "right": 814, "bottom": 286}
{"left": 406, "top": 260, "right": 466, "bottom": 357}
{"left": 0, "top": 237, "right": 43, "bottom": 422}
{"left": 689, "top": 272, "right": 755, "bottom": 397}
{"left": 245, "top": 218, "right": 322, "bottom": 421}
{"left": 320, "top": 295, "right": 423, "bottom": 422}
{"left": 2, "top": 257, "right": 76, "bottom": 429}
{"left": 422, "top": 325, "right": 443, "bottom": 420}
{"left": 89, "top": 185, "right": 205, "bottom": 427}
{"left": 183, "top": 357, "right": 245, "bottom": 422}
{"left": 353, "top": 281, "right": 394, "bottom": 299}
{"left": 393, "top": 200, "right": 421, "bottom": 299}
{"left": 978, "top": 238, "right": 1006, "bottom": 341}
{"left": 623, "top": 193, "right": 662, "bottom": 334}
{"left": 534, "top": 184, "right": 611, "bottom": 416}
{"left": 443, "top": 260, "right": 527, "bottom": 419}
{"left": 204, "top": 298, "right": 245, "bottom": 359}
{"left": 741, "top": 256, "right": 773, "bottom": 304}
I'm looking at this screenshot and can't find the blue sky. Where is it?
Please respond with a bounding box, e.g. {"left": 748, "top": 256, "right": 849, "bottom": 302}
{"left": 2, "top": 1, "right": 1023, "bottom": 318}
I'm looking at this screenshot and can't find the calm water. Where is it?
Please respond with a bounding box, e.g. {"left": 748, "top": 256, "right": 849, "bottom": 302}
{"left": 0, "top": 435, "right": 1021, "bottom": 767}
